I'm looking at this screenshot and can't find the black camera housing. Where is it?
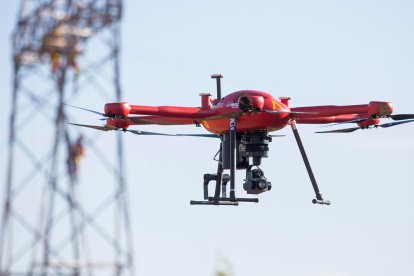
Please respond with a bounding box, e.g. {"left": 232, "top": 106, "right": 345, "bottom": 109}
{"left": 243, "top": 167, "right": 271, "bottom": 194}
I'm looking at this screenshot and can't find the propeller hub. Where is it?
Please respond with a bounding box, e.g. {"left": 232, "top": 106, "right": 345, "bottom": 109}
{"left": 107, "top": 118, "right": 130, "bottom": 129}
{"left": 357, "top": 118, "right": 380, "bottom": 127}
{"left": 104, "top": 102, "right": 131, "bottom": 117}
{"left": 368, "top": 101, "right": 393, "bottom": 117}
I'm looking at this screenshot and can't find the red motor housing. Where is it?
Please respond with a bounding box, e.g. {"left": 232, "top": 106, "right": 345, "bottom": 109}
{"left": 107, "top": 118, "right": 131, "bottom": 129}
{"left": 104, "top": 102, "right": 131, "bottom": 117}
{"left": 368, "top": 101, "right": 393, "bottom": 117}
{"left": 358, "top": 118, "right": 380, "bottom": 127}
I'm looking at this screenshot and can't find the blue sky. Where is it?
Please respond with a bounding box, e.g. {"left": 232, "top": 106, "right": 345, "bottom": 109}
{"left": 1, "top": 1, "right": 414, "bottom": 275}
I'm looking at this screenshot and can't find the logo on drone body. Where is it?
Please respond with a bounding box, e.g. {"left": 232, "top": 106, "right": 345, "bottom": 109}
{"left": 226, "top": 103, "right": 239, "bottom": 108}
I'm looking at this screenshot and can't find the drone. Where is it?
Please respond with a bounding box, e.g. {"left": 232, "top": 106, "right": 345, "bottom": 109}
{"left": 67, "top": 74, "right": 414, "bottom": 206}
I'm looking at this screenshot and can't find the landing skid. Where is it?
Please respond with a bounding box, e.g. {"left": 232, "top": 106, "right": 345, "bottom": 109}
{"left": 190, "top": 173, "right": 259, "bottom": 206}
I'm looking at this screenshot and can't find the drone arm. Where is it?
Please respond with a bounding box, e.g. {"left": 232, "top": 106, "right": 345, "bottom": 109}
{"left": 295, "top": 113, "right": 369, "bottom": 124}
{"left": 104, "top": 102, "right": 213, "bottom": 118}
{"left": 129, "top": 105, "right": 213, "bottom": 118}
{"left": 291, "top": 104, "right": 368, "bottom": 118}
{"left": 103, "top": 103, "right": 242, "bottom": 127}
{"left": 291, "top": 101, "right": 393, "bottom": 119}
{"left": 129, "top": 105, "right": 201, "bottom": 117}
{"left": 127, "top": 116, "right": 195, "bottom": 125}
{"left": 127, "top": 105, "right": 241, "bottom": 120}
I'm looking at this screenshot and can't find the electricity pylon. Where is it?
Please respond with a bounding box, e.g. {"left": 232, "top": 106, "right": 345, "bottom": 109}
{"left": 0, "top": 0, "right": 135, "bottom": 275}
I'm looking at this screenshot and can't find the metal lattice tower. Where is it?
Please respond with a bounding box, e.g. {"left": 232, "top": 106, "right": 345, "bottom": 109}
{"left": 0, "top": 0, "right": 135, "bottom": 275}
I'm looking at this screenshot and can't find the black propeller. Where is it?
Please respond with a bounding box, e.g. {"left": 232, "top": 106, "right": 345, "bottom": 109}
{"left": 379, "top": 119, "right": 414, "bottom": 128}
{"left": 64, "top": 104, "right": 105, "bottom": 116}
{"left": 316, "top": 126, "right": 360, "bottom": 133}
{"left": 68, "top": 123, "right": 174, "bottom": 136}
{"left": 69, "top": 123, "right": 287, "bottom": 139}
{"left": 69, "top": 123, "right": 223, "bottom": 138}
{"left": 389, "top": 114, "right": 414, "bottom": 121}
{"left": 320, "top": 117, "right": 371, "bottom": 128}
{"left": 316, "top": 119, "right": 414, "bottom": 133}
{"left": 174, "top": 134, "right": 285, "bottom": 138}
{"left": 173, "top": 133, "right": 220, "bottom": 138}
{"left": 64, "top": 104, "right": 125, "bottom": 119}
{"left": 320, "top": 113, "right": 414, "bottom": 128}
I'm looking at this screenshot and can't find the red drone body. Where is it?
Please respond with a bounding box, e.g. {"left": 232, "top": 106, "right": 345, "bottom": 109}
{"left": 103, "top": 90, "right": 394, "bottom": 134}
{"left": 68, "top": 75, "right": 413, "bottom": 206}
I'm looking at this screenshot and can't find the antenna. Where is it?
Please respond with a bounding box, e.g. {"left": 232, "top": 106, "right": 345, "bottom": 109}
{"left": 211, "top": 74, "right": 223, "bottom": 99}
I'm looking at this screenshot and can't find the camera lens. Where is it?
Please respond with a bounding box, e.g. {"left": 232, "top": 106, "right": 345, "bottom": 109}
{"left": 257, "top": 179, "right": 268, "bottom": 190}
{"left": 253, "top": 169, "right": 264, "bottom": 178}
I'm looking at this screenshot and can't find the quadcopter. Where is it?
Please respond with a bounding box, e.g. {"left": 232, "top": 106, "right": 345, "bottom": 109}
{"left": 67, "top": 74, "right": 414, "bottom": 206}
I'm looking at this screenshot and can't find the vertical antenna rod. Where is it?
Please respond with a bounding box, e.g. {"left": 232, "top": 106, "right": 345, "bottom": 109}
{"left": 211, "top": 74, "right": 223, "bottom": 100}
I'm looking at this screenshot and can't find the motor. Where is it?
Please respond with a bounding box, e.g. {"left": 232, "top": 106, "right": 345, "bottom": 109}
{"left": 243, "top": 166, "right": 271, "bottom": 194}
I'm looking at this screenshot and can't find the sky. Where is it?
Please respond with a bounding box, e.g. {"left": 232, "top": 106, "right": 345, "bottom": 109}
{"left": 1, "top": 0, "right": 414, "bottom": 276}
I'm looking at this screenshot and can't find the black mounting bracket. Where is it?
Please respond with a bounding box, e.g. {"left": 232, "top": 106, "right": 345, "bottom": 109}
{"left": 190, "top": 118, "right": 259, "bottom": 206}
{"left": 190, "top": 171, "right": 259, "bottom": 206}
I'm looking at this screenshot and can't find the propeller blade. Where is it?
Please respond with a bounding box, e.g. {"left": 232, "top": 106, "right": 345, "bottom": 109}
{"left": 316, "top": 118, "right": 414, "bottom": 133}
{"left": 126, "top": 130, "right": 174, "bottom": 136}
{"left": 64, "top": 104, "right": 105, "bottom": 117}
{"left": 174, "top": 134, "right": 285, "bottom": 138}
{"left": 175, "top": 134, "right": 220, "bottom": 138}
{"left": 316, "top": 126, "right": 360, "bottom": 133}
{"left": 69, "top": 123, "right": 175, "bottom": 136}
{"left": 68, "top": 123, "right": 118, "bottom": 131}
{"left": 320, "top": 117, "right": 370, "bottom": 128}
{"left": 69, "top": 123, "right": 286, "bottom": 138}
{"left": 389, "top": 114, "right": 414, "bottom": 121}
{"left": 173, "top": 134, "right": 285, "bottom": 138}
{"left": 379, "top": 119, "right": 414, "bottom": 128}
{"left": 69, "top": 123, "right": 222, "bottom": 137}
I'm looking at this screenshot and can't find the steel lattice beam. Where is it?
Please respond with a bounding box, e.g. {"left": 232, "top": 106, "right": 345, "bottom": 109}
{"left": 0, "top": 1, "right": 135, "bottom": 275}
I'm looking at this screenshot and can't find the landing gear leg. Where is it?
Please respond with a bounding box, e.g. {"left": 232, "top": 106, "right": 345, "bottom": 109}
{"left": 212, "top": 143, "right": 223, "bottom": 203}
{"left": 229, "top": 118, "right": 237, "bottom": 201}
{"left": 290, "top": 120, "right": 330, "bottom": 205}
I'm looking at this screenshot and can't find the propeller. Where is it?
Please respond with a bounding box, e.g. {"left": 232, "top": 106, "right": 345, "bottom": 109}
{"left": 64, "top": 104, "right": 105, "bottom": 116}
{"left": 389, "top": 114, "right": 414, "bottom": 121}
{"left": 316, "top": 119, "right": 414, "bottom": 133}
{"left": 69, "top": 123, "right": 287, "bottom": 138}
{"left": 69, "top": 123, "right": 225, "bottom": 138}
{"left": 68, "top": 123, "right": 118, "bottom": 131}
{"left": 68, "top": 123, "right": 174, "bottom": 136}
{"left": 320, "top": 117, "right": 370, "bottom": 128}
{"left": 378, "top": 119, "right": 414, "bottom": 128}
{"left": 320, "top": 113, "right": 414, "bottom": 128}
{"left": 316, "top": 126, "right": 360, "bottom": 133}
{"left": 64, "top": 104, "right": 125, "bottom": 118}
{"left": 174, "top": 133, "right": 219, "bottom": 138}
